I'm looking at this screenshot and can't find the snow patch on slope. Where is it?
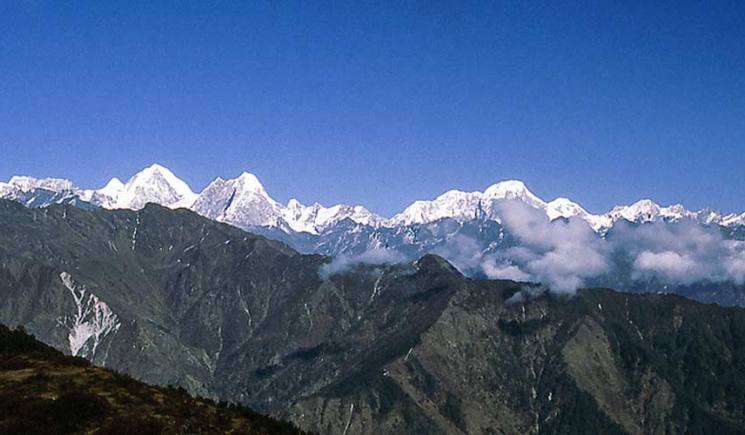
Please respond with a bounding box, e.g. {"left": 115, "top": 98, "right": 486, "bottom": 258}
{"left": 58, "top": 272, "right": 121, "bottom": 359}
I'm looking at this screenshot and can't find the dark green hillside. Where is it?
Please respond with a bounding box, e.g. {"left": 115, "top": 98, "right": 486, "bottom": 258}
{"left": 287, "top": 282, "right": 745, "bottom": 434}
{"left": 0, "top": 324, "right": 308, "bottom": 434}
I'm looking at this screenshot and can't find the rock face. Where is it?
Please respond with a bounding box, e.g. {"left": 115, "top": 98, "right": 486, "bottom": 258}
{"left": 0, "top": 200, "right": 744, "bottom": 434}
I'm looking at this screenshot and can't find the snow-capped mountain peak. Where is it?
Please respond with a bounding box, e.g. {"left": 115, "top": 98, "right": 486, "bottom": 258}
{"left": 483, "top": 180, "right": 546, "bottom": 208}
{"left": 111, "top": 164, "right": 197, "bottom": 210}
{"left": 389, "top": 181, "right": 549, "bottom": 227}
{"left": 281, "top": 199, "right": 384, "bottom": 234}
{"left": 233, "top": 172, "right": 268, "bottom": 195}
{"left": 0, "top": 176, "right": 83, "bottom": 208}
{"left": 8, "top": 176, "right": 77, "bottom": 192}
{"left": 389, "top": 189, "right": 484, "bottom": 226}
{"left": 191, "top": 172, "right": 283, "bottom": 228}
{"left": 281, "top": 201, "right": 330, "bottom": 234}
{"left": 605, "top": 199, "right": 702, "bottom": 229}
{"left": 694, "top": 208, "right": 723, "bottom": 225}
{"left": 387, "top": 180, "right": 621, "bottom": 231}
{"left": 99, "top": 178, "right": 125, "bottom": 198}
{"left": 167, "top": 169, "right": 384, "bottom": 234}
{"left": 546, "top": 197, "right": 588, "bottom": 219}
{"left": 720, "top": 212, "right": 745, "bottom": 227}
{"left": 286, "top": 198, "right": 304, "bottom": 210}
{"left": 0, "top": 181, "right": 13, "bottom": 197}
{"left": 609, "top": 199, "right": 661, "bottom": 223}
{"left": 659, "top": 203, "right": 695, "bottom": 221}
{"left": 545, "top": 197, "right": 613, "bottom": 232}
{"left": 483, "top": 179, "right": 525, "bottom": 196}
{"left": 79, "top": 177, "right": 125, "bottom": 208}
{"left": 2, "top": 167, "right": 744, "bottom": 237}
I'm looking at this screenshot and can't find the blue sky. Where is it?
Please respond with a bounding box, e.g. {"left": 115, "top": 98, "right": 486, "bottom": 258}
{"left": 1, "top": 1, "right": 744, "bottom": 216}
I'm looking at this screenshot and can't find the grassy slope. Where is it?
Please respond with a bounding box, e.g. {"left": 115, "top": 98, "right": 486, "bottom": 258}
{"left": 0, "top": 324, "right": 311, "bottom": 435}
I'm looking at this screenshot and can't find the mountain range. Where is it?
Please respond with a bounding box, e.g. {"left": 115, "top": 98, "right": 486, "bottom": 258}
{"left": 3, "top": 164, "right": 745, "bottom": 311}
{"left": 1, "top": 200, "right": 744, "bottom": 434}
{"left": 3, "top": 163, "right": 745, "bottom": 234}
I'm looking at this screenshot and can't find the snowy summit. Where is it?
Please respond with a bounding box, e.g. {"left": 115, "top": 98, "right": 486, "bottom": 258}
{"left": 1, "top": 163, "right": 743, "bottom": 235}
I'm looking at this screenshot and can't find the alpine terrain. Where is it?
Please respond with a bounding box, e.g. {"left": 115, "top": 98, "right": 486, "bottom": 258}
{"left": 3, "top": 164, "right": 745, "bottom": 308}
{"left": 0, "top": 199, "right": 744, "bottom": 434}
{"left": 0, "top": 323, "right": 307, "bottom": 434}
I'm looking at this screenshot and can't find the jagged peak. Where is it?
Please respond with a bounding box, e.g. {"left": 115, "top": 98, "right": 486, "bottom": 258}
{"left": 112, "top": 164, "right": 197, "bottom": 209}
{"left": 123, "top": 163, "right": 171, "bottom": 184}
{"left": 99, "top": 178, "right": 124, "bottom": 196}
{"left": 721, "top": 212, "right": 745, "bottom": 226}
{"left": 232, "top": 172, "right": 266, "bottom": 194}
{"left": 608, "top": 199, "right": 698, "bottom": 224}
{"left": 610, "top": 199, "right": 659, "bottom": 215}
{"left": 5, "top": 166, "right": 745, "bottom": 234}
{"left": 8, "top": 175, "right": 77, "bottom": 192}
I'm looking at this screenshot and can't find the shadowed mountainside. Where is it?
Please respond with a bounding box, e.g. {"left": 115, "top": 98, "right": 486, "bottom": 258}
{"left": 0, "top": 200, "right": 744, "bottom": 434}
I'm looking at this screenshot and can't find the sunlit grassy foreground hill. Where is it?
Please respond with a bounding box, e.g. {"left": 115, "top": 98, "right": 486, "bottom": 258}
{"left": 0, "top": 324, "right": 309, "bottom": 434}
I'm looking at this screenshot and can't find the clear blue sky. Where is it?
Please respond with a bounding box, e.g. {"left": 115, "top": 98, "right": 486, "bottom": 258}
{"left": 1, "top": 1, "right": 744, "bottom": 216}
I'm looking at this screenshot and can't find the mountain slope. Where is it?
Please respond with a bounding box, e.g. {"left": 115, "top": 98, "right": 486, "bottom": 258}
{"left": 287, "top": 281, "right": 745, "bottom": 434}
{"left": 6, "top": 165, "right": 745, "bottom": 306}
{"left": 191, "top": 172, "right": 287, "bottom": 228}
{"left": 0, "top": 324, "right": 307, "bottom": 434}
{"left": 0, "top": 200, "right": 744, "bottom": 434}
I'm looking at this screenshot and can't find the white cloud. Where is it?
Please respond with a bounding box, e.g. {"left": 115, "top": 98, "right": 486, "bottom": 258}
{"left": 493, "top": 200, "right": 610, "bottom": 292}
{"left": 482, "top": 261, "right": 531, "bottom": 281}
{"left": 320, "top": 201, "right": 745, "bottom": 292}
{"left": 432, "top": 235, "right": 484, "bottom": 272}
{"left": 491, "top": 201, "right": 745, "bottom": 290}
{"left": 318, "top": 247, "right": 406, "bottom": 278}
{"left": 633, "top": 250, "right": 697, "bottom": 282}
{"left": 613, "top": 221, "right": 745, "bottom": 284}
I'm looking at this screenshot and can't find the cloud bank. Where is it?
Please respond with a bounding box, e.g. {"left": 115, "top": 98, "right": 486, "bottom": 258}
{"left": 492, "top": 200, "right": 610, "bottom": 292}
{"left": 430, "top": 201, "right": 610, "bottom": 291}
{"left": 317, "top": 199, "right": 745, "bottom": 293}
{"left": 319, "top": 247, "right": 406, "bottom": 278}
{"left": 433, "top": 200, "right": 745, "bottom": 293}
{"left": 612, "top": 220, "right": 745, "bottom": 285}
